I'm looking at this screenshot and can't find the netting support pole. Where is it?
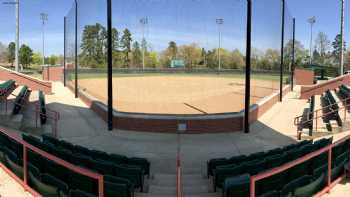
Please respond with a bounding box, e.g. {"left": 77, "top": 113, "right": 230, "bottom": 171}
{"left": 279, "top": 0, "right": 285, "bottom": 102}
{"left": 107, "top": 0, "right": 113, "bottom": 131}
{"left": 244, "top": 0, "right": 252, "bottom": 134}
{"left": 74, "top": 0, "right": 78, "bottom": 98}
{"left": 63, "top": 17, "right": 66, "bottom": 87}
{"left": 291, "top": 18, "right": 295, "bottom": 91}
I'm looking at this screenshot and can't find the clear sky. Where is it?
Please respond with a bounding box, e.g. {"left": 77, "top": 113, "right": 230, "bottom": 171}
{"left": 0, "top": 0, "right": 347, "bottom": 56}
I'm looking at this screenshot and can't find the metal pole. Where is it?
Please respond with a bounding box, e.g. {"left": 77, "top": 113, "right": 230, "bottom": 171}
{"left": 107, "top": 0, "right": 113, "bottom": 130}
{"left": 244, "top": 0, "right": 252, "bottom": 134}
{"left": 280, "top": 0, "right": 285, "bottom": 102}
{"left": 74, "top": 0, "right": 78, "bottom": 98}
{"left": 340, "top": 0, "right": 345, "bottom": 75}
{"left": 64, "top": 17, "right": 66, "bottom": 86}
{"left": 216, "top": 18, "right": 223, "bottom": 72}
{"left": 15, "top": 0, "right": 19, "bottom": 72}
{"left": 140, "top": 17, "right": 147, "bottom": 70}
{"left": 308, "top": 17, "right": 316, "bottom": 65}
{"left": 291, "top": 18, "right": 296, "bottom": 91}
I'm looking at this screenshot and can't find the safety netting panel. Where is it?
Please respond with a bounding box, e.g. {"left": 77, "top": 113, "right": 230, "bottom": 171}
{"left": 284, "top": 3, "right": 294, "bottom": 87}
{"left": 111, "top": 0, "right": 247, "bottom": 115}
{"left": 0, "top": 1, "right": 16, "bottom": 70}
{"left": 76, "top": 0, "right": 108, "bottom": 106}
{"left": 65, "top": 3, "right": 77, "bottom": 93}
{"left": 251, "top": 0, "right": 282, "bottom": 105}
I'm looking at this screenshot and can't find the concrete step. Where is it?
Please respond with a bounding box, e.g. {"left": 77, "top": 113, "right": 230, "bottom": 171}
{"left": 184, "top": 193, "right": 220, "bottom": 197}
{"left": 135, "top": 193, "right": 175, "bottom": 197}
{"left": 149, "top": 185, "right": 176, "bottom": 195}
{"left": 7, "top": 114, "right": 23, "bottom": 130}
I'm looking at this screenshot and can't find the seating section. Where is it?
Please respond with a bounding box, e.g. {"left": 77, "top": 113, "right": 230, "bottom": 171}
{"left": 0, "top": 80, "right": 16, "bottom": 98}
{"left": 0, "top": 132, "right": 150, "bottom": 197}
{"left": 320, "top": 90, "right": 342, "bottom": 131}
{"left": 297, "top": 96, "right": 315, "bottom": 133}
{"left": 207, "top": 137, "right": 350, "bottom": 197}
{"left": 12, "top": 86, "right": 32, "bottom": 115}
{"left": 38, "top": 91, "right": 47, "bottom": 125}
{"left": 338, "top": 85, "right": 350, "bottom": 110}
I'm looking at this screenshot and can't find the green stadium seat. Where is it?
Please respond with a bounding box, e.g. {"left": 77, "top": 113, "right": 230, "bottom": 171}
{"left": 280, "top": 175, "right": 312, "bottom": 197}
{"left": 89, "top": 159, "right": 114, "bottom": 175}
{"left": 245, "top": 159, "right": 265, "bottom": 175}
{"left": 74, "top": 145, "right": 91, "bottom": 156}
{"left": 264, "top": 148, "right": 282, "bottom": 157}
{"left": 69, "top": 190, "right": 97, "bottom": 197}
{"left": 28, "top": 172, "right": 60, "bottom": 197}
{"left": 265, "top": 153, "right": 286, "bottom": 169}
{"left": 114, "top": 164, "right": 145, "bottom": 192}
{"left": 109, "top": 153, "right": 128, "bottom": 165}
{"left": 222, "top": 173, "right": 250, "bottom": 197}
{"left": 4, "top": 154, "right": 23, "bottom": 179}
{"left": 257, "top": 191, "right": 279, "bottom": 197}
{"left": 42, "top": 134, "right": 59, "bottom": 145}
{"left": 41, "top": 173, "right": 69, "bottom": 195}
{"left": 70, "top": 153, "right": 92, "bottom": 168}
{"left": 69, "top": 170, "right": 98, "bottom": 194}
{"left": 245, "top": 151, "right": 265, "bottom": 162}
{"left": 213, "top": 163, "right": 247, "bottom": 191}
{"left": 104, "top": 175, "right": 134, "bottom": 197}
{"left": 207, "top": 158, "right": 229, "bottom": 177}
{"left": 293, "top": 173, "right": 325, "bottom": 197}
{"left": 90, "top": 149, "right": 110, "bottom": 161}
{"left": 127, "top": 157, "right": 150, "bottom": 177}
{"left": 104, "top": 182, "right": 129, "bottom": 197}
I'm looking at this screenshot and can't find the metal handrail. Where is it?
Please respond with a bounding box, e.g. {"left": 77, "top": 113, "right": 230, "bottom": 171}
{"left": 176, "top": 153, "right": 182, "bottom": 197}
{"left": 294, "top": 95, "right": 350, "bottom": 126}
{"left": 35, "top": 103, "right": 60, "bottom": 138}
{"left": 250, "top": 135, "right": 350, "bottom": 197}
{"left": 0, "top": 126, "right": 104, "bottom": 197}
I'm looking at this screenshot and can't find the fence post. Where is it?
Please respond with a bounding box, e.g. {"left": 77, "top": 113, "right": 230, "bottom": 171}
{"left": 23, "top": 146, "right": 28, "bottom": 187}
{"left": 98, "top": 176, "right": 104, "bottom": 197}
{"left": 327, "top": 148, "right": 332, "bottom": 188}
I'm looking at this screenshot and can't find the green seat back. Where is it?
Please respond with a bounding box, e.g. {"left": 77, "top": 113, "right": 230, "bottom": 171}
{"left": 5, "top": 154, "right": 23, "bottom": 179}
{"left": 223, "top": 173, "right": 250, "bottom": 197}
{"left": 69, "top": 190, "right": 97, "bottom": 197}
{"left": 294, "top": 174, "right": 325, "bottom": 197}
{"left": 258, "top": 190, "right": 279, "bottom": 197}
{"left": 28, "top": 172, "right": 58, "bottom": 197}
{"left": 280, "top": 175, "right": 312, "bottom": 196}
{"left": 104, "top": 182, "right": 128, "bottom": 197}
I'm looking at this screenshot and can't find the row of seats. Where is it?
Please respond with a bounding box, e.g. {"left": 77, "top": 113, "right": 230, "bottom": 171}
{"left": 338, "top": 85, "right": 350, "bottom": 109}
{"left": 320, "top": 90, "right": 342, "bottom": 131}
{"left": 0, "top": 131, "right": 150, "bottom": 197}
{"left": 12, "top": 85, "right": 31, "bottom": 115}
{"left": 208, "top": 137, "right": 350, "bottom": 196}
{"left": 297, "top": 96, "right": 315, "bottom": 133}
{"left": 0, "top": 80, "right": 16, "bottom": 97}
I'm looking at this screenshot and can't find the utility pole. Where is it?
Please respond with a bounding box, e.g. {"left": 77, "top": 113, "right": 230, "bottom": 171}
{"left": 40, "top": 13, "right": 48, "bottom": 68}
{"left": 140, "top": 17, "right": 148, "bottom": 70}
{"left": 340, "top": 0, "right": 345, "bottom": 75}
{"left": 3, "top": 0, "right": 20, "bottom": 72}
{"left": 308, "top": 16, "right": 316, "bottom": 65}
{"left": 216, "top": 18, "right": 224, "bottom": 72}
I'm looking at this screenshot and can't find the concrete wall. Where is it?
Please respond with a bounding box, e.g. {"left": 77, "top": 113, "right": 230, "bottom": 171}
{"left": 300, "top": 74, "right": 350, "bottom": 99}
{"left": 0, "top": 66, "right": 52, "bottom": 94}
{"left": 295, "top": 68, "right": 314, "bottom": 85}
{"left": 42, "top": 66, "right": 63, "bottom": 82}
{"left": 67, "top": 81, "right": 290, "bottom": 133}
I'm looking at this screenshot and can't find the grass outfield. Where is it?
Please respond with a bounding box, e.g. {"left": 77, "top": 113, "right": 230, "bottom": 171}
{"left": 67, "top": 71, "right": 289, "bottom": 82}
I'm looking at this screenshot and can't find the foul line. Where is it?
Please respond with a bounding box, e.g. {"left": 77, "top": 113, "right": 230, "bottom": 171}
{"left": 183, "top": 103, "right": 208, "bottom": 114}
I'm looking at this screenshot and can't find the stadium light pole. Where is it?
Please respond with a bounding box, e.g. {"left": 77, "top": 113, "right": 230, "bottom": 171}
{"left": 216, "top": 18, "right": 224, "bottom": 72}
{"left": 244, "top": 0, "right": 252, "bottom": 134}
{"left": 308, "top": 16, "right": 316, "bottom": 65}
{"left": 3, "top": 0, "right": 20, "bottom": 72}
{"left": 340, "top": 0, "right": 345, "bottom": 75}
{"left": 74, "top": 0, "right": 78, "bottom": 98}
{"left": 40, "top": 13, "right": 48, "bottom": 68}
{"left": 140, "top": 17, "right": 148, "bottom": 70}
{"left": 291, "top": 18, "right": 296, "bottom": 91}
{"left": 64, "top": 17, "right": 66, "bottom": 87}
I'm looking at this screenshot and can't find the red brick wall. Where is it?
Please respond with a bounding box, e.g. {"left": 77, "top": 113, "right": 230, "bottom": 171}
{"left": 300, "top": 74, "right": 350, "bottom": 99}
{"left": 295, "top": 68, "right": 314, "bottom": 85}
{"left": 42, "top": 66, "right": 63, "bottom": 82}
{"left": 0, "top": 66, "right": 52, "bottom": 94}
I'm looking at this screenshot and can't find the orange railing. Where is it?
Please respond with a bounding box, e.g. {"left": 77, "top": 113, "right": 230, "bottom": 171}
{"left": 176, "top": 153, "right": 182, "bottom": 197}
{"left": 0, "top": 126, "right": 104, "bottom": 197}
{"left": 294, "top": 95, "right": 350, "bottom": 134}
{"left": 250, "top": 135, "right": 349, "bottom": 197}
{"left": 35, "top": 104, "right": 60, "bottom": 138}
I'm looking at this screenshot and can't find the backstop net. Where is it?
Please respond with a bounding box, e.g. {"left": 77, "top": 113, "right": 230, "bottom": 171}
{"left": 110, "top": 0, "right": 247, "bottom": 115}
{"left": 251, "top": 0, "right": 290, "bottom": 105}
{"left": 65, "top": 2, "right": 77, "bottom": 94}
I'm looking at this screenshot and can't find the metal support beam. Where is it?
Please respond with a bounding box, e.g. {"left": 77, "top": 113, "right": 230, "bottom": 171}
{"left": 291, "top": 18, "right": 296, "bottom": 91}
{"left": 63, "top": 17, "right": 66, "bottom": 87}
{"left": 244, "top": 0, "right": 252, "bottom": 133}
{"left": 280, "top": 0, "right": 285, "bottom": 102}
{"left": 74, "top": 0, "right": 78, "bottom": 98}
{"left": 107, "top": 0, "right": 113, "bottom": 130}
{"left": 340, "top": 0, "right": 345, "bottom": 75}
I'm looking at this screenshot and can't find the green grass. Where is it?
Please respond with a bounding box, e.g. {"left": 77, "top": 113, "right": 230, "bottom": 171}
{"left": 67, "top": 71, "right": 288, "bottom": 82}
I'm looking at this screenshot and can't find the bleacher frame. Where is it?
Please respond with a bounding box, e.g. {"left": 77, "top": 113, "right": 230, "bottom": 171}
{"left": 249, "top": 135, "right": 349, "bottom": 197}
{"left": 0, "top": 126, "right": 104, "bottom": 197}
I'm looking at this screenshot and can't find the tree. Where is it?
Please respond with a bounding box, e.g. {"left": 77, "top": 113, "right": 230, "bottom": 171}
{"left": 231, "top": 49, "right": 245, "bottom": 69}
{"left": 178, "top": 43, "right": 201, "bottom": 69}
{"left": 7, "top": 42, "right": 15, "bottom": 66}
{"left": 19, "top": 44, "right": 33, "bottom": 68}
{"left": 332, "top": 34, "right": 347, "bottom": 63}
{"left": 168, "top": 41, "right": 177, "bottom": 60}
{"left": 32, "top": 53, "right": 43, "bottom": 65}
{"left": 132, "top": 41, "right": 142, "bottom": 67}
{"left": 0, "top": 42, "right": 7, "bottom": 63}
{"left": 120, "top": 28, "right": 132, "bottom": 67}
{"left": 314, "top": 32, "right": 331, "bottom": 64}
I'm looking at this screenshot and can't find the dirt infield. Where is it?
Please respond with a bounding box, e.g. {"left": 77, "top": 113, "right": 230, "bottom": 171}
{"left": 78, "top": 75, "right": 280, "bottom": 114}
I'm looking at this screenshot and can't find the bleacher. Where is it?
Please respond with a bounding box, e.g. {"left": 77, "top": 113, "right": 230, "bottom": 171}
{"left": 297, "top": 96, "right": 315, "bottom": 134}
{"left": 12, "top": 85, "right": 32, "bottom": 115}
{"left": 207, "top": 137, "right": 350, "bottom": 197}
{"left": 320, "top": 90, "right": 342, "bottom": 131}
{"left": 0, "top": 131, "right": 150, "bottom": 197}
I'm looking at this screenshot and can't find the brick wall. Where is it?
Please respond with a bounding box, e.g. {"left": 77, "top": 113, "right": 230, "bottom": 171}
{"left": 295, "top": 68, "right": 314, "bottom": 85}
{"left": 42, "top": 66, "right": 63, "bottom": 82}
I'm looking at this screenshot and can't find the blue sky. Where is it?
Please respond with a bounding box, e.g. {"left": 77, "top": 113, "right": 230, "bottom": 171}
{"left": 0, "top": 0, "right": 347, "bottom": 56}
